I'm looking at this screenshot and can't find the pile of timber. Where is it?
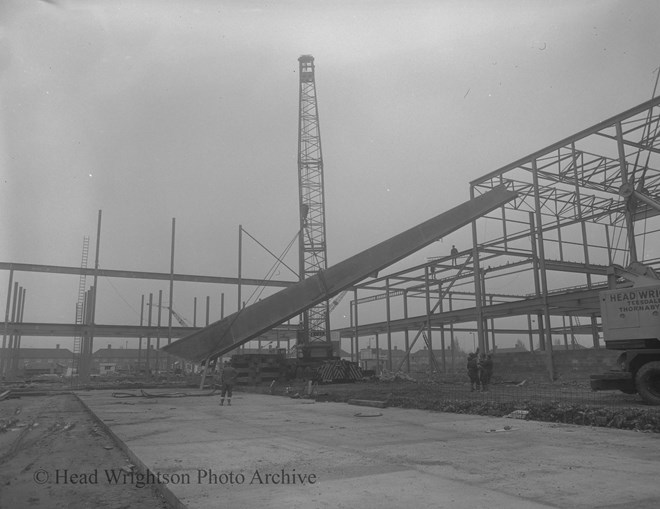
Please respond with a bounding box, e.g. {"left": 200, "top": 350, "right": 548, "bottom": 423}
{"left": 317, "top": 359, "right": 363, "bottom": 383}
{"left": 231, "top": 353, "right": 287, "bottom": 386}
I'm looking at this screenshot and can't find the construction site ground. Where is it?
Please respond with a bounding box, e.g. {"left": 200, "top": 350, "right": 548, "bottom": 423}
{"left": 0, "top": 392, "right": 172, "bottom": 509}
{"left": 1, "top": 380, "right": 659, "bottom": 509}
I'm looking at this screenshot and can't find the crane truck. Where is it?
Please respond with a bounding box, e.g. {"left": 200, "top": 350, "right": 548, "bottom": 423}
{"left": 590, "top": 262, "right": 660, "bottom": 405}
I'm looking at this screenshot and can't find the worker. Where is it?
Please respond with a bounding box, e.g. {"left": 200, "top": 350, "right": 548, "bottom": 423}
{"left": 219, "top": 361, "right": 238, "bottom": 406}
{"left": 450, "top": 245, "right": 459, "bottom": 266}
{"left": 466, "top": 353, "right": 479, "bottom": 391}
{"left": 478, "top": 354, "right": 494, "bottom": 392}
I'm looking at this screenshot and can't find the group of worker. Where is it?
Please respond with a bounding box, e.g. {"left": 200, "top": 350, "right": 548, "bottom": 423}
{"left": 467, "top": 350, "right": 493, "bottom": 391}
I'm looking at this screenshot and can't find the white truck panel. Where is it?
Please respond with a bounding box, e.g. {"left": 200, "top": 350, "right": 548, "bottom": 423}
{"left": 600, "top": 285, "right": 660, "bottom": 342}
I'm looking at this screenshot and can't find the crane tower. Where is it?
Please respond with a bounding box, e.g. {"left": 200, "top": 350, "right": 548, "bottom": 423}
{"left": 297, "top": 55, "right": 331, "bottom": 345}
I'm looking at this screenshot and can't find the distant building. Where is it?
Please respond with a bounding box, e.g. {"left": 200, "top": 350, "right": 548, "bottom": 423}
{"left": 409, "top": 347, "right": 468, "bottom": 373}
{"left": 410, "top": 348, "right": 448, "bottom": 368}
{"left": 337, "top": 347, "right": 352, "bottom": 361}
{"left": 492, "top": 344, "right": 529, "bottom": 354}
{"left": 6, "top": 344, "right": 190, "bottom": 378}
{"left": 93, "top": 344, "right": 177, "bottom": 374}
{"left": 359, "top": 346, "right": 406, "bottom": 371}
{"left": 17, "top": 345, "right": 73, "bottom": 377}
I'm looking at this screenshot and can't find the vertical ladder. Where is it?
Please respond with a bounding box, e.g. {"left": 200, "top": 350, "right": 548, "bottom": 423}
{"left": 71, "top": 236, "right": 90, "bottom": 378}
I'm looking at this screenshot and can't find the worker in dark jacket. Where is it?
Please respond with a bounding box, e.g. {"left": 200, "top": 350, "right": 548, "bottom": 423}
{"left": 467, "top": 353, "right": 479, "bottom": 391}
{"left": 451, "top": 245, "right": 459, "bottom": 266}
{"left": 219, "top": 361, "right": 238, "bottom": 406}
{"left": 478, "top": 354, "right": 494, "bottom": 392}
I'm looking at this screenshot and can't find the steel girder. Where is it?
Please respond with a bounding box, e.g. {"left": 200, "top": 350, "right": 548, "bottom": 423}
{"left": 162, "top": 186, "right": 517, "bottom": 362}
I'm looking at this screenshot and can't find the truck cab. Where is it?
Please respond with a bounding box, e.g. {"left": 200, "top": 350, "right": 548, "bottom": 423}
{"left": 590, "top": 266, "right": 660, "bottom": 405}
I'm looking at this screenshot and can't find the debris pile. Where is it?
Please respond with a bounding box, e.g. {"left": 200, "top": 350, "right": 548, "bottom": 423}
{"left": 377, "top": 370, "right": 417, "bottom": 383}
{"left": 246, "top": 374, "right": 660, "bottom": 433}
{"left": 0, "top": 417, "right": 19, "bottom": 433}
{"left": 526, "top": 403, "right": 660, "bottom": 432}
{"left": 505, "top": 410, "right": 530, "bottom": 419}
{"left": 398, "top": 398, "right": 660, "bottom": 432}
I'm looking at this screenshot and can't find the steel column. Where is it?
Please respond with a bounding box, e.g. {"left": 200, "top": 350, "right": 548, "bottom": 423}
{"left": 615, "top": 121, "right": 638, "bottom": 263}
{"left": 470, "top": 185, "right": 486, "bottom": 353}
{"left": 386, "top": 277, "right": 392, "bottom": 370}
{"left": 168, "top": 218, "right": 175, "bottom": 356}
{"left": 531, "top": 159, "right": 555, "bottom": 380}
{"left": 403, "top": 290, "right": 410, "bottom": 373}
{"left": 424, "top": 266, "right": 433, "bottom": 366}
{"left": 0, "top": 268, "right": 13, "bottom": 377}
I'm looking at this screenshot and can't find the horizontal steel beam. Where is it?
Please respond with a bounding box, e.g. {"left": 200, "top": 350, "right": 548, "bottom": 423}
{"left": 0, "top": 322, "right": 300, "bottom": 340}
{"left": 543, "top": 260, "right": 612, "bottom": 275}
{"left": 336, "top": 286, "right": 603, "bottom": 338}
{"left": 1, "top": 323, "right": 192, "bottom": 338}
{"left": 0, "top": 262, "right": 295, "bottom": 288}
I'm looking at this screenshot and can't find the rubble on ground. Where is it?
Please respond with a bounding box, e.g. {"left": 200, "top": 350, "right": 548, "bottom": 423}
{"left": 377, "top": 370, "right": 417, "bottom": 383}
{"left": 257, "top": 377, "right": 660, "bottom": 433}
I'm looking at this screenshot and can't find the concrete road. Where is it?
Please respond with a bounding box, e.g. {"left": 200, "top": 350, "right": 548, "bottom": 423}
{"left": 76, "top": 390, "right": 660, "bottom": 509}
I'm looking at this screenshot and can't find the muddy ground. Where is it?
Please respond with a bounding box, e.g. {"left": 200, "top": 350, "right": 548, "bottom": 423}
{"left": 0, "top": 393, "right": 172, "bottom": 509}
{"left": 261, "top": 377, "right": 660, "bottom": 432}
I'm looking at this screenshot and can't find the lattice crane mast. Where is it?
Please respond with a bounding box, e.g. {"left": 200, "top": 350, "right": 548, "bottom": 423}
{"left": 297, "top": 54, "right": 331, "bottom": 355}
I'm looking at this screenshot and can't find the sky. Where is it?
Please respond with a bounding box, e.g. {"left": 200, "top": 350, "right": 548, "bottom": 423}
{"left": 1, "top": 0, "right": 660, "bottom": 350}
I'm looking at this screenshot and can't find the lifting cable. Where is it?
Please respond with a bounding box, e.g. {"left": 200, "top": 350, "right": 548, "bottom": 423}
{"left": 243, "top": 228, "right": 300, "bottom": 306}
{"left": 200, "top": 229, "right": 301, "bottom": 359}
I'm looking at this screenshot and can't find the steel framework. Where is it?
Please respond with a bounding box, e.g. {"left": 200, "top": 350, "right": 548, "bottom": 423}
{"left": 3, "top": 93, "right": 660, "bottom": 382}
{"left": 338, "top": 95, "right": 660, "bottom": 378}
{"left": 297, "top": 55, "right": 330, "bottom": 343}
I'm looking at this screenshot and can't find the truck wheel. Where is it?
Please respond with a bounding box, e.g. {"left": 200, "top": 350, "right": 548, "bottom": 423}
{"left": 635, "top": 361, "right": 660, "bottom": 405}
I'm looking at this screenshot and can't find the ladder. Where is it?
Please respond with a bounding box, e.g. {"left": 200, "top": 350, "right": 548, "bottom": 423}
{"left": 71, "top": 236, "right": 90, "bottom": 377}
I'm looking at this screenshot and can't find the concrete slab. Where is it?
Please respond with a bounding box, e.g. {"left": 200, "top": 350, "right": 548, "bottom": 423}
{"left": 77, "top": 390, "right": 660, "bottom": 509}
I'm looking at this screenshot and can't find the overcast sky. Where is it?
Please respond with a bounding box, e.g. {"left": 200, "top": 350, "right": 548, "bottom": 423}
{"left": 2, "top": 0, "right": 660, "bottom": 348}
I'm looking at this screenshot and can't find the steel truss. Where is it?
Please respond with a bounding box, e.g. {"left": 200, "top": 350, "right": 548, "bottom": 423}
{"left": 339, "top": 96, "right": 660, "bottom": 378}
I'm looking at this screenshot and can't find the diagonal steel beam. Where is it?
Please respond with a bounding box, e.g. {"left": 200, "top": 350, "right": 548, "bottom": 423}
{"left": 162, "top": 185, "right": 517, "bottom": 362}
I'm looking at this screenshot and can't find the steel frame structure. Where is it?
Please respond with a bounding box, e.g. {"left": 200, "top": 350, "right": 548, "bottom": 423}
{"left": 338, "top": 96, "right": 660, "bottom": 378}
{"left": 3, "top": 94, "right": 660, "bottom": 382}
{"left": 297, "top": 55, "right": 330, "bottom": 342}
{"left": 0, "top": 259, "right": 300, "bottom": 380}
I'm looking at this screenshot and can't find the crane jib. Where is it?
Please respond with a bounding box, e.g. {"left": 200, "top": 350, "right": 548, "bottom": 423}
{"left": 161, "top": 185, "right": 517, "bottom": 362}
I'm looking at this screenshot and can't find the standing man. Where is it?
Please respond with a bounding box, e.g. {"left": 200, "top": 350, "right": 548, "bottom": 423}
{"left": 219, "top": 360, "right": 238, "bottom": 406}
{"left": 450, "top": 245, "right": 459, "bottom": 266}
{"left": 479, "top": 354, "right": 494, "bottom": 392}
{"left": 466, "top": 353, "right": 479, "bottom": 391}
